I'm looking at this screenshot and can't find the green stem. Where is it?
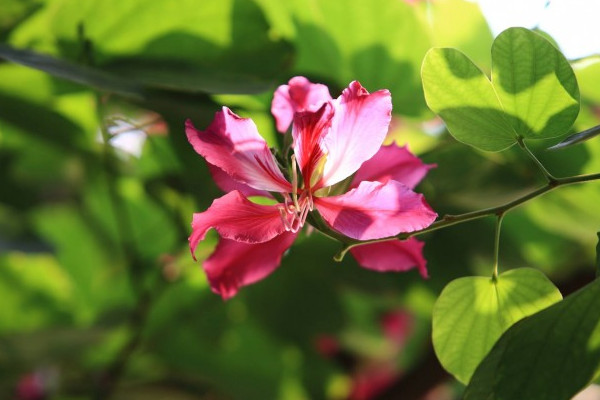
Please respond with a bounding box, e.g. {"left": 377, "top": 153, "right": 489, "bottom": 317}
{"left": 517, "top": 136, "right": 557, "bottom": 183}
{"left": 333, "top": 171, "right": 600, "bottom": 262}
{"left": 492, "top": 213, "right": 504, "bottom": 281}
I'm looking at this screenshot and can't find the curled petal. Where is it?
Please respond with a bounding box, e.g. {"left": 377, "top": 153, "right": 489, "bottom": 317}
{"left": 351, "top": 143, "right": 435, "bottom": 190}
{"left": 292, "top": 103, "right": 334, "bottom": 187}
{"left": 321, "top": 81, "right": 392, "bottom": 187}
{"left": 189, "top": 191, "right": 285, "bottom": 259}
{"left": 186, "top": 108, "right": 290, "bottom": 193}
{"left": 271, "top": 76, "right": 333, "bottom": 133}
{"left": 314, "top": 180, "right": 437, "bottom": 240}
{"left": 350, "top": 238, "right": 428, "bottom": 278}
{"left": 203, "top": 232, "right": 297, "bottom": 300}
{"left": 207, "top": 162, "right": 271, "bottom": 197}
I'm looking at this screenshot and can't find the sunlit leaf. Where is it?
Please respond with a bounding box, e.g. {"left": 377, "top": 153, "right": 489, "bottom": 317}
{"left": 422, "top": 47, "right": 515, "bottom": 151}
{"left": 432, "top": 268, "right": 562, "bottom": 384}
{"left": 491, "top": 28, "right": 580, "bottom": 140}
{"left": 422, "top": 28, "right": 580, "bottom": 151}
{"left": 465, "top": 277, "right": 600, "bottom": 400}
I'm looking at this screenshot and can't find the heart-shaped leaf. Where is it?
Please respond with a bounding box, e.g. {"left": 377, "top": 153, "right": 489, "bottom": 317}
{"left": 465, "top": 276, "right": 600, "bottom": 400}
{"left": 422, "top": 28, "right": 580, "bottom": 151}
{"left": 491, "top": 28, "right": 580, "bottom": 140}
{"left": 432, "top": 268, "right": 562, "bottom": 384}
{"left": 422, "top": 47, "right": 515, "bottom": 151}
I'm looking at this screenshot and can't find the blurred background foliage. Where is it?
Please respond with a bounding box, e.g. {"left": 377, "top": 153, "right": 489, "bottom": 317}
{"left": 0, "top": 0, "right": 599, "bottom": 399}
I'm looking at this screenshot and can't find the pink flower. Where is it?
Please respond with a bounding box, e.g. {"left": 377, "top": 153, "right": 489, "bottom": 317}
{"left": 186, "top": 77, "right": 437, "bottom": 299}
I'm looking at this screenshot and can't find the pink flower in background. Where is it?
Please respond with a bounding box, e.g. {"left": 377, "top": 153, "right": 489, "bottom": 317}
{"left": 186, "top": 77, "right": 436, "bottom": 299}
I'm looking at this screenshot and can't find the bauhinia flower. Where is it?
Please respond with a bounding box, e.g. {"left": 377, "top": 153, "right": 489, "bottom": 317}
{"left": 186, "top": 76, "right": 437, "bottom": 299}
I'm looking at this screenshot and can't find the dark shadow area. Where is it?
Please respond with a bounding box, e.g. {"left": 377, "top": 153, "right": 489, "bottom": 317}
{"left": 440, "top": 48, "right": 484, "bottom": 80}
{"left": 437, "top": 106, "right": 521, "bottom": 151}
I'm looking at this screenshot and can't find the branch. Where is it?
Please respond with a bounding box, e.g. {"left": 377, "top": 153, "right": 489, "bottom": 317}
{"left": 333, "top": 172, "right": 600, "bottom": 262}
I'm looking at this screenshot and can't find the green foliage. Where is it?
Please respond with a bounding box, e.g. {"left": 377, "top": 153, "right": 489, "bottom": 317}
{"left": 465, "top": 277, "right": 600, "bottom": 400}
{"left": 422, "top": 47, "right": 515, "bottom": 151}
{"left": 257, "top": 0, "right": 431, "bottom": 116}
{"left": 491, "top": 28, "right": 579, "bottom": 140}
{"left": 422, "top": 27, "right": 580, "bottom": 151}
{"left": 7, "top": 0, "right": 293, "bottom": 94}
{"left": 432, "top": 268, "right": 562, "bottom": 384}
{"left": 1, "top": 1, "right": 600, "bottom": 398}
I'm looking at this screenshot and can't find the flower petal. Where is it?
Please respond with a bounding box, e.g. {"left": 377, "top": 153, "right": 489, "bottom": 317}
{"left": 271, "top": 76, "right": 333, "bottom": 133}
{"left": 314, "top": 180, "right": 437, "bottom": 240}
{"left": 350, "top": 238, "right": 428, "bottom": 278}
{"left": 204, "top": 232, "right": 297, "bottom": 299}
{"left": 207, "top": 162, "right": 271, "bottom": 197}
{"left": 189, "top": 191, "right": 285, "bottom": 258}
{"left": 351, "top": 143, "right": 435, "bottom": 190}
{"left": 186, "top": 108, "right": 290, "bottom": 192}
{"left": 292, "top": 103, "right": 333, "bottom": 187}
{"left": 321, "top": 81, "right": 392, "bottom": 187}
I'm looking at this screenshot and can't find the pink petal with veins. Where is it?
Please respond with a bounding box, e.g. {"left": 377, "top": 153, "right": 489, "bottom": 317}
{"left": 314, "top": 180, "right": 437, "bottom": 240}
{"left": 350, "top": 238, "right": 428, "bottom": 278}
{"left": 189, "top": 191, "right": 285, "bottom": 259}
{"left": 351, "top": 144, "right": 435, "bottom": 190}
{"left": 207, "top": 162, "right": 270, "bottom": 197}
{"left": 186, "top": 108, "right": 290, "bottom": 193}
{"left": 292, "top": 103, "right": 333, "bottom": 187}
{"left": 271, "top": 76, "right": 333, "bottom": 133}
{"left": 203, "top": 232, "right": 297, "bottom": 299}
{"left": 320, "top": 81, "right": 392, "bottom": 187}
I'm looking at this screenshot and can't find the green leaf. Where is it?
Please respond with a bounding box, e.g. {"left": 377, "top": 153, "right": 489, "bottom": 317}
{"left": 418, "top": 0, "right": 493, "bottom": 71}
{"left": 432, "top": 268, "right": 562, "bottom": 384}
{"left": 32, "top": 205, "right": 134, "bottom": 322}
{"left": 0, "top": 44, "right": 145, "bottom": 98}
{"left": 491, "top": 28, "right": 580, "bottom": 140}
{"left": 421, "top": 48, "right": 516, "bottom": 151}
{"left": 7, "top": 0, "right": 292, "bottom": 95}
{"left": 422, "top": 28, "right": 580, "bottom": 151}
{"left": 465, "top": 277, "right": 600, "bottom": 400}
{"left": 257, "top": 0, "right": 432, "bottom": 116}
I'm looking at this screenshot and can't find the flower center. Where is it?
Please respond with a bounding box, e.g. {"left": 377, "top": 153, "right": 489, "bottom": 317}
{"left": 278, "top": 154, "right": 314, "bottom": 233}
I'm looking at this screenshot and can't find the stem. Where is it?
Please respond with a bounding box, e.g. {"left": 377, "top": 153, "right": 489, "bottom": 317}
{"left": 307, "top": 211, "right": 351, "bottom": 244}
{"left": 334, "top": 171, "right": 600, "bottom": 262}
{"left": 517, "top": 136, "right": 557, "bottom": 183}
{"left": 492, "top": 213, "right": 504, "bottom": 281}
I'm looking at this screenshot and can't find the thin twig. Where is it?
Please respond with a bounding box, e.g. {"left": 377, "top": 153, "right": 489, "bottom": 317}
{"left": 333, "top": 172, "right": 600, "bottom": 262}
{"left": 517, "top": 136, "right": 557, "bottom": 183}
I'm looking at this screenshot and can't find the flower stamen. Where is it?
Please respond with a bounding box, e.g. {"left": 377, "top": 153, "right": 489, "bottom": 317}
{"left": 291, "top": 154, "right": 301, "bottom": 211}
